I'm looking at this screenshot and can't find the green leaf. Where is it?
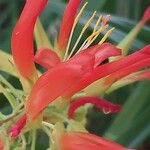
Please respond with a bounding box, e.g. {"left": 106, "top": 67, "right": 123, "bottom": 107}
{"left": 104, "top": 81, "right": 150, "bottom": 148}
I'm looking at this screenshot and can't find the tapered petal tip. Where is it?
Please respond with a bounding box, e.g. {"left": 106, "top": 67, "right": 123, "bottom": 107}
{"left": 142, "top": 7, "right": 150, "bottom": 23}
{"left": 9, "top": 115, "right": 27, "bottom": 138}
{"left": 9, "top": 125, "right": 21, "bottom": 138}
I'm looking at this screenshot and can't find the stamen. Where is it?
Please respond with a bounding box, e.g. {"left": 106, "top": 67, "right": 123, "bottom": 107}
{"left": 78, "top": 24, "right": 108, "bottom": 51}
{"left": 83, "top": 25, "right": 109, "bottom": 49}
{"left": 93, "top": 15, "right": 102, "bottom": 33}
{"left": 67, "top": 11, "right": 97, "bottom": 59}
{"left": 78, "top": 16, "right": 110, "bottom": 51}
{"left": 81, "top": 11, "right": 97, "bottom": 35}
{"left": 64, "top": 2, "right": 88, "bottom": 60}
{"left": 98, "top": 27, "right": 115, "bottom": 45}
{"left": 74, "top": 2, "right": 89, "bottom": 27}
{"left": 142, "top": 7, "right": 150, "bottom": 23}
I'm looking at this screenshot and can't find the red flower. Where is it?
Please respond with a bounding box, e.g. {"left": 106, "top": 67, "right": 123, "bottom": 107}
{"left": 26, "top": 43, "right": 121, "bottom": 120}
{"left": 11, "top": 0, "right": 48, "bottom": 80}
{"left": 59, "top": 132, "right": 131, "bottom": 150}
{"left": 10, "top": 0, "right": 150, "bottom": 139}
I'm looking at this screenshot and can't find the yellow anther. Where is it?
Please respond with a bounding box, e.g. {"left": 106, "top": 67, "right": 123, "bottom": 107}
{"left": 98, "top": 27, "right": 115, "bottom": 45}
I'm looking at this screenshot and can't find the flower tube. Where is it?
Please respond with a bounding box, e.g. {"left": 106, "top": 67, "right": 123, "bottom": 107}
{"left": 11, "top": 0, "right": 48, "bottom": 81}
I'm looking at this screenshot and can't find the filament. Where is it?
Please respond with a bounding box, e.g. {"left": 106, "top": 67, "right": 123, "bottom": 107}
{"left": 67, "top": 11, "right": 97, "bottom": 59}
{"left": 99, "top": 27, "right": 115, "bottom": 45}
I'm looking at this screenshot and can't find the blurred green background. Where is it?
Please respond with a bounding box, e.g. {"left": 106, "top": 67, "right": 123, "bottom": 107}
{"left": 0, "top": 0, "right": 150, "bottom": 149}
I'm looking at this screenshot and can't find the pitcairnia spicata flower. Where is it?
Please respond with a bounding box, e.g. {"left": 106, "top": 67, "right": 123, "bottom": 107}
{"left": 1, "top": 0, "right": 149, "bottom": 149}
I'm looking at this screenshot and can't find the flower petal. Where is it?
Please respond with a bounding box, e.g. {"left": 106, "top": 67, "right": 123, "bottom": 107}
{"left": 57, "top": 0, "right": 81, "bottom": 51}
{"left": 60, "top": 132, "right": 131, "bottom": 150}
{"left": 11, "top": 0, "right": 48, "bottom": 79}
{"left": 34, "top": 48, "right": 61, "bottom": 69}
{"left": 63, "top": 45, "right": 150, "bottom": 98}
{"left": 104, "top": 58, "right": 150, "bottom": 86}
{"left": 71, "top": 43, "right": 121, "bottom": 70}
{"left": 68, "top": 96, "right": 122, "bottom": 119}
{"left": 84, "top": 43, "right": 121, "bottom": 67}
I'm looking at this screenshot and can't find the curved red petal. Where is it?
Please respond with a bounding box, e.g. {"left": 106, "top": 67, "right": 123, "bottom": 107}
{"left": 63, "top": 45, "right": 150, "bottom": 98}
{"left": 60, "top": 132, "right": 131, "bottom": 150}
{"left": 57, "top": 0, "right": 81, "bottom": 51}
{"left": 71, "top": 43, "right": 121, "bottom": 70}
{"left": 84, "top": 43, "right": 121, "bottom": 67}
{"left": 86, "top": 44, "right": 150, "bottom": 82}
{"left": 68, "top": 97, "right": 122, "bottom": 118}
{"left": 11, "top": 0, "right": 48, "bottom": 79}
{"left": 34, "top": 48, "right": 61, "bottom": 69}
